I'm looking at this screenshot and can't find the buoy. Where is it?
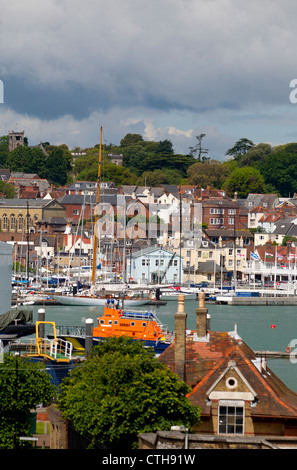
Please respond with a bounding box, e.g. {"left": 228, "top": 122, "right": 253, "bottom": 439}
{"left": 271, "top": 324, "right": 276, "bottom": 329}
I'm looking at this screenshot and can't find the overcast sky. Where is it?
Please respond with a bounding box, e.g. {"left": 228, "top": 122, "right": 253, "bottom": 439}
{"left": 1, "top": 0, "right": 297, "bottom": 160}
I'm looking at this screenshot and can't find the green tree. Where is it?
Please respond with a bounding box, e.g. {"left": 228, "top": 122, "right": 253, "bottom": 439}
{"left": 0, "top": 354, "right": 55, "bottom": 449}
{"left": 156, "top": 139, "right": 174, "bottom": 155}
{"left": 223, "top": 166, "right": 266, "bottom": 198}
{"left": 225, "top": 138, "right": 255, "bottom": 160}
{"left": 260, "top": 143, "right": 297, "bottom": 197}
{"left": 139, "top": 168, "right": 183, "bottom": 186}
{"left": 0, "top": 180, "right": 16, "bottom": 198}
{"left": 238, "top": 143, "right": 272, "bottom": 168}
{"left": 6, "top": 146, "right": 47, "bottom": 176}
{"left": 282, "top": 235, "right": 297, "bottom": 246}
{"left": 46, "top": 147, "right": 72, "bottom": 186}
{"left": 120, "top": 133, "right": 144, "bottom": 147}
{"left": 187, "top": 159, "right": 231, "bottom": 188}
{"left": 0, "top": 135, "right": 9, "bottom": 167}
{"left": 58, "top": 337, "right": 200, "bottom": 449}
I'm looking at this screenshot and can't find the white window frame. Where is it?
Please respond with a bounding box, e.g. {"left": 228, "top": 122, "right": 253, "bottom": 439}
{"left": 218, "top": 400, "right": 244, "bottom": 435}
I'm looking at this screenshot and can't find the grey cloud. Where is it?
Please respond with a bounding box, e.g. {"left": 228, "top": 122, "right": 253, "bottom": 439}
{"left": 0, "top": 0, "right": 297, "bottom": 156}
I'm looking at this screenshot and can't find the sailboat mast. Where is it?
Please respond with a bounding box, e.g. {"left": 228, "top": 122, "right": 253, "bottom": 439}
{"left": 91, "top": 126, "right": 103, "bottom": 288}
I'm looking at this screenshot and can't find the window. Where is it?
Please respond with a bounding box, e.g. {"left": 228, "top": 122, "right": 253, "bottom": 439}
{"left": 18, "top": 215, "right": 23, "bottom": 231}
{"left": 210, "top": 208, "right": 224, "bottom": 214}
{"left": 10, "top": 215, "right": 16, "bottom": 231}
{"left": 210, "top": 218, "right": 224, "bottom": 225}
{"left": 2, "top": 214, "right": 7, "bottom": 230}
{"left": 218, "top": 401, "right": 244, "bottom": 434}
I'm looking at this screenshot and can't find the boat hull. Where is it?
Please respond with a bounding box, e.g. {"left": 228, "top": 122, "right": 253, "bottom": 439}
{"left": 160, "top": 293, "right": 197, "bottom": 301}
{"left": 53, "top": 295, "right": 149, "bottom": 307}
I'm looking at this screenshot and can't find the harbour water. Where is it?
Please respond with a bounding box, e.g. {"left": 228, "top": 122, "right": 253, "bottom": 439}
{"left": 30, "top": 299, "right": 297, "bottom": 393}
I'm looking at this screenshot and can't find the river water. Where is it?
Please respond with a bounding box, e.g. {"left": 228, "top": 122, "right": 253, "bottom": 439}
{"left": 31, "top": 299, "right": 297, "bottom": 393}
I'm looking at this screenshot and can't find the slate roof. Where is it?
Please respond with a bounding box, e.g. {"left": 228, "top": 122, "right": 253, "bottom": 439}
{"left": 245, "top": 193, "right": 279, "bottom": 210}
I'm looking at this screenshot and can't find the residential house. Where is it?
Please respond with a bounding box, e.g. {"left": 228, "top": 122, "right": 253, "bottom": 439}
{"left": 168, "top": 237, "right": 221, "bottom": 285}
{"left": 0, "top": 168, "right": 11, "bottom": 182}
{"left": 108, "top": 153, "right": 123, "bottom": 166}
{"left": 67, "top": 181, "right": 117, "bottom": 196}
{"left": 245, "top": 193, "right": 279, "bottom": 211}
{"left": 57, "top": 194, "right": 94, "bottom": 223}
{"left": 194, "top": 186, "right": 226, "bottom": 201}
{"left": 153, "top": 294, "right": 297, "bottom": 447}
{"left": 33, "top": 234, "right": 56, "bottom": 266}
{"left": 204, "top": 228, "right": 253, "bottom": 249}
{"left": 202, "top": 196, "right": 248, "bottom": 231}
{"left": 8, "top": 172, "right": 50, "bottom": 198}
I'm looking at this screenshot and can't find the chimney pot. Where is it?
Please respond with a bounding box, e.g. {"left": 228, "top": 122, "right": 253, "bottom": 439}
{"left": 194, "top": 291, "right": 209, "bottom": 341}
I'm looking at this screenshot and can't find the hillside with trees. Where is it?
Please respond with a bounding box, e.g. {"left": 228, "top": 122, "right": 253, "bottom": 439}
{"left": 2, "top": 132, "right": 297, "bottom": 196}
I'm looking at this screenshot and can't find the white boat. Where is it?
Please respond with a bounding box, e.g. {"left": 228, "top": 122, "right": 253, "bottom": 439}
{"left": 160, "top": 287, "right": 197, "bottom": 301}
{"left": 53, "top": 293, "right": 150, "bottom": 307}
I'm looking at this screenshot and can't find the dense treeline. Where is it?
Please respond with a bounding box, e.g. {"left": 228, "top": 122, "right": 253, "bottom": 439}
{"left": 1, "top": 132, "right": 297, "bottom": 197}
{"left": 74, "top": 134, "right": 297, "bottom": 198}
{"left": 0, "top": 135, "right": 72, "bottom": 187}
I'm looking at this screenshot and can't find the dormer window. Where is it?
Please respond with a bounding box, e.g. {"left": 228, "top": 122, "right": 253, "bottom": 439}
{"left": 218, "top": 400, "right": 244, "bottom": 435}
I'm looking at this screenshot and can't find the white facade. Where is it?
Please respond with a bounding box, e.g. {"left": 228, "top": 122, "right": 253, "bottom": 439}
{"left": 128, "top": 247, "right": 183, "bottom": 284}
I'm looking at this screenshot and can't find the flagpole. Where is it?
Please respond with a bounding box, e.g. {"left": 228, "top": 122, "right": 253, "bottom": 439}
{"left": 274, "top": 245, "right": 277, "bottom": 296}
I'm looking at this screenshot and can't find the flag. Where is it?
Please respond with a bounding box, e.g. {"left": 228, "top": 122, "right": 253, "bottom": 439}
{"left": 265, "top": 252, "right": 273, "bottom": 258}
{"left": 251, "top": 252, "right": 259, "bottom": 259}
{"left": 277, "top": 253, "right": 284, "bottom": 259}
{"left": 237, "top": 253, "right": 244, "bottom": 257}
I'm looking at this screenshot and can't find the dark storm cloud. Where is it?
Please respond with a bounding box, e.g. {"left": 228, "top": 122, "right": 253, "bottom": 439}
{"left": 0, "top": 0, "right": 297, "bottom": 156}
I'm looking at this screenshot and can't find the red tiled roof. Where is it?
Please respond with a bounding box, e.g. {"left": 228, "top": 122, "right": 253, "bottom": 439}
{"left": 159, "top": 329, "right": 297, "bottom": 419}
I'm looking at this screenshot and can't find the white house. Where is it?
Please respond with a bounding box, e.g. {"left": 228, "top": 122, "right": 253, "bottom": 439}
{"left": 127, "top": 246, "right": 183, "bottom": 284}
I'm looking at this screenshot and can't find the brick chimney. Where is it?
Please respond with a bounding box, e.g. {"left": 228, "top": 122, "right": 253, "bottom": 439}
{"left": 193, "top": 292, "right": 210, "bottom": 342}
{"left": 174, "top": 294, "right": 187, "bottom": 382}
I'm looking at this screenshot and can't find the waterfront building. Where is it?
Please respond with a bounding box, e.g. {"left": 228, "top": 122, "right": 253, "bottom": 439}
{"left": 128, "top": 246, "right": 183, "bottom": 284}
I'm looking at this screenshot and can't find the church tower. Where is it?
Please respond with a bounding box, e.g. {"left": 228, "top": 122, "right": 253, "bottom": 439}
{"left": 9, "top": 129, "right": 24, "bottom": 151}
